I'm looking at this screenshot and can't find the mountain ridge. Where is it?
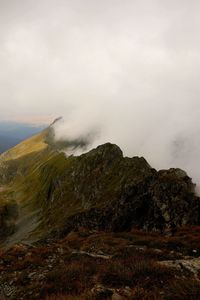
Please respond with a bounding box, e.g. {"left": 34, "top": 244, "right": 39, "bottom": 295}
{"left": 0, "top": 126, "right": 199, "bottom": 247}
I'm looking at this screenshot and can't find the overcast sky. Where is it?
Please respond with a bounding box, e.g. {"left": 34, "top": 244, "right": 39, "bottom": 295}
{"left": 1, "top": 0, "right": 200, "bottom": 184}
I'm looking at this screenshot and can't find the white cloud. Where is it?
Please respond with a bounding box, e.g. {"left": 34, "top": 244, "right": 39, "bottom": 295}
{"left": 0, "top": 0, "right": 200, "bottom": 184}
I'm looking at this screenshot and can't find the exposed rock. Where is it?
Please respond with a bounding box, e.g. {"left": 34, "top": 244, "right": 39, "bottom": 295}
{"left": 160, "top": 258, "right": 200, "bottom": 278}
{"left": 71, "top": 249, "right": 112, "bottom": 260}
{"left": 112, "top": 293, "right": 125, "bottom": 300}
{"left": 91, "top": 284, "right": 114, "bottom": 298}
{"left": 57, "top": 144, "right": 199, "bottom": 235}
{"left": 112, "top": 287, "right": 133, "bottom": 300}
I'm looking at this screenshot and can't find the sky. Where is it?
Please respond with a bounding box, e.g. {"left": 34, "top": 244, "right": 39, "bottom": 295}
{"left": 1, "top": 0, "right": 200, "bottom": 184}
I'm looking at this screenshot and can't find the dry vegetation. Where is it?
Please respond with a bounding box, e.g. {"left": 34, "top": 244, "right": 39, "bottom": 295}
{"left": 0, "top": 226, "right": 200, "bottom": 299}
{"left": 2, "top": 130, "right": 48, "bottom": 162}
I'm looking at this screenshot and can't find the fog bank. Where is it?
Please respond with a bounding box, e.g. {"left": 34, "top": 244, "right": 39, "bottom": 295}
{"left": 1, "top": 0, "right": 200, "bottom": 185}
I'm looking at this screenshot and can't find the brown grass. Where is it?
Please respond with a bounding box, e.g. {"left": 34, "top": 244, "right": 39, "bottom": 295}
{"left": 165, "top": 278, "right": 200, "bottom": 300}
{"left": 40, "top": 257, "right": 98, "bottom": 297}
{"left": 1, "top": 226, "right": 200, "bottom": 300}
{"left": 98, "top": 257, "right": 174, "bottom": 289}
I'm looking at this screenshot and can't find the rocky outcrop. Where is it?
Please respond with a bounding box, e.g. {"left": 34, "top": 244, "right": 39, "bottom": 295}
{"left": 47, "top": 143, "right": 200, "bottom": 236}
{"left": 160, "top": 258, "right": 200, "bottom": 278}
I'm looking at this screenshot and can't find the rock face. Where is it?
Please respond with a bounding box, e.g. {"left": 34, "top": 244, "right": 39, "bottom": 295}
{"left": 0, "top": 137, "right": 200, "bottom": 242}
{"left": 160, "top": 258, "right": 200, "bottom": 278}
{"left": 58, "top": 143, "right": 199, "bottom": 235}
{"left": 23, "top": 142, "right": 198, "bottom": 237}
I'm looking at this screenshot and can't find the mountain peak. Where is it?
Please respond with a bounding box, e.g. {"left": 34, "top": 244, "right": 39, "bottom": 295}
{"left": 86, "top": 142, "right": 123, "bottom": 160}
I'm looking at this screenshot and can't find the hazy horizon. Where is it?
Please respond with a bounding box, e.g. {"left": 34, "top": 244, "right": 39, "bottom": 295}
{"left": 1, "top": 0, "right": 200, "bottom": 185}
{"left": 1, "top": 115, "right": 55, "bottom": 125}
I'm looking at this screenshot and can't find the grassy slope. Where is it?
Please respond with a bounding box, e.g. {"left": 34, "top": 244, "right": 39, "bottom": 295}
{"left": 0, "top": 129, "right": 62, "bottom": 245}
{"left": 0, "top": 127, "right": 102, "bottom": 244}
{"left": 1, "top": 129, "right": 48, "bottom": 161}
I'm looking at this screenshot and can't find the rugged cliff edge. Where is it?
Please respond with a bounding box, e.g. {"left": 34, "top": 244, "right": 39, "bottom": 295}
{"left": 0, "top": 128, "right": 199, "bottom": 245}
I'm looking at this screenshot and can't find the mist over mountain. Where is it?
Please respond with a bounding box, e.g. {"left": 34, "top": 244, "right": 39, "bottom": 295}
{"left": 0, "top": 1, "right": 200, "bottom": 298}
{"left": 53, "top": 113, "right": 200, "bottom": 190}
{"left": 1, "top": 0, "right": 200, "bottom": 187}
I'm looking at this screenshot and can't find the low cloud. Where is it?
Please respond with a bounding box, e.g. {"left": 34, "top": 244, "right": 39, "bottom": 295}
{"left": 1, "top": 0, "right": 200, "bottom": 185}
